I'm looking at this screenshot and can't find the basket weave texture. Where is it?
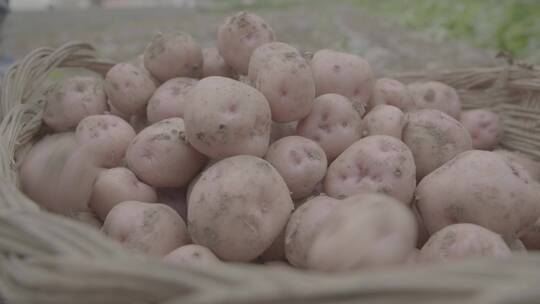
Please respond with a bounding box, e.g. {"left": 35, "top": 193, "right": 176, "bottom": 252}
{"left": 1, "top": 42, "right": 540, "bottom": 304}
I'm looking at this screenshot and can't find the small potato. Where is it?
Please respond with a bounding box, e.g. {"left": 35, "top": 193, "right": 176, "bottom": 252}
{"left": 493, "top": 149, "right": 540, "bottom": 182}
{"left": 188, "top": 156, "right": 293, "bottom": 262}
{"left": 43, "top": 76, "right": 108, "bottom": 132}
{"left": 362, "top": 105, "right": 405, "bottom": 139}
{"left": 89, "top": 167, "right": 158, "bottom": 221}
{"left": 368, "top": 78, "right": 415, "bottom": 112}
{"left": 402, "top": 109, "right": 472, "bottom": 180}
{"left": 297, "top": 94, "right": 362, "bottom": 160}
{"left": 164, "top": 244, "right": 220, "bottom": 266}
{"left": 419, "top": 223, "right": 512, "bottom": 263}
{"left": 270, "top": 121, "right": 298, "bottom": 143}
{"left": 202, "top": 47, "right": 233, "bottom": 78}
{"left": 284, "top": 195, "right": 339, "bottom": 268}
{"left": 460, "top": 109, "right": 503, "bottom": 150}
{"left": 184, "top": 76, "right": 271, "bottom": 159}
{"left": 248, "top": 42, "right": 298, "bottom": 85}
{"left": 102, "top": 201, "right": 189, "bottom": 256}
{"left": 415, "top": 150, "right": 540, "bottom": 240}
{"left": 311, "top": 49, "right": 374, "bottom": 114}
{"left": 217, "top": 11, "right": 275, "bottom": 74}
{"left": 408, "top": 81, "right": 461, "bottom": 119}
{"left": 157, "top": 187, "right": 188, "bottom": 222}
{"left": 324, "top": 135, "right": 416, "bottom": 205}
{"left": 521, "top": 218, "right": 540, "bottom": 250}
{"left": 104, "top": 63, "right": 157, "bottom": 116}
{"left": 143, "top": 32, "right": 203, "bottom": 82}
{"left": 146, "top": 77, "right": 198, "bottom": 123}
{"left": 126, "top": 118, "right": 206, "bottom": 188}
{"left": 265, "top": 136, "right": 327, "bottom": 199}
{"left": 307, "top": 193, "right": 417, "bottom": 272}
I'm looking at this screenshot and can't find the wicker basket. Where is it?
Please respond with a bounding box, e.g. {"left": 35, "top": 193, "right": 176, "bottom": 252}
{"left": 1, "top": 42, "right": 540, "bottom": 304}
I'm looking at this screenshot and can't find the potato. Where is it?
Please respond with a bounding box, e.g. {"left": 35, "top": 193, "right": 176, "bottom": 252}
{"left": 146, "top": 77, "right": 198, "bottom": 123}
{"left": 89, "top": 167, "right": 158, "bottom": 221}
{"left": 415, "top": 150, "right": 540, "bottom": 240}
{"left": 164, "top": 244, "right": 220, "bottom": 266}
{"left": 217, "top": 11, "right": 275, "bottom": 75}
{"left": 521, "top": 218, "right": 540, "bottom": 250}
{"left": 284, "top": 195, "right": 339, "bottom": 268}
{"left": 362, "top": 104, "right": 405, "bottom": 139}
{"left": 188, "top": 156, "right": 293, "bottom": 261}
{"left": 156, "top": 187, "right": 188, "bottom": 222}
{"left": 184, "top": 76, "right": 271, "bottom": 159}
{"left": 493, "top": 149, "right": 540, "bottom": 182}
{"left": 143, "top": 32, "right": 203, "bottom": 82}
{"left": 202, "top": 47, "right": 233, "bottom": 78}
{"left": 248, "top": 42, "right": 298, "bottom": 85}
{"left": 102, "top": 201, "right": 189, "bottom": 256}
{"left": 368, "top": 78, "right": 415, "bottom": 112}
{"left": 265, "top": 136, "right": 327, "bottom": 199}
{"left": 307, "top": 193, "right": 417, "bottom": 272}
{"left": 311, "top": 49, "right": 374, "bottom": 114}
{"left": 126, "top": 118, "right": 206, "bottom": 188}
{"left": 408, "top": 81, "right": 461, "bottom": 119}
{"left": 270, "top": 121, "right": 298, "bottom": 143}
{"left": 418, "top": 223, "right": 512, "bottom": 263}
{"left": 104, "top": 63, "right": 157, "bottom": 116}
{"left": 43, "top": 76, "right": 108, "bottom": 132}
{"left": 297, "top": 94, "right": 362, "bottom": 160}
{"left": 324, "top": 135, "right": 416, "bottom": 205}
{"left": 402, "top": 109, "right": 472, "bottom": 180}
{"left": 460, "top": 109, "right": 503, "bottom": 150}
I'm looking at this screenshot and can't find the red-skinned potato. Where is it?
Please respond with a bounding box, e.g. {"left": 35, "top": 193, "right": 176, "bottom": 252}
{"left": 146, "top": 77, "right": 198, "bottom": 123}
{"left": 307, "top": 193, "right": 417, "bottom": 272}
{"left": 217, "top": 11, "right": 275, "bottom": 75}
{"left": 89, "top": 167, "right": 158, "bottom": 221}
{"left": 311, "top": 49, "right": 374, "bottom": 114}
{"left": 460, "top": 109, "right": 503, "bottom": 150}
{"left": 419, "top": 223, "right": 512, "bottom": 263}
{"left": 188, "top": 156, "right": 293, "bottom": 262}
{"left": 248, "top": 42, "right": 298, "bottom": 85}
{"left": 493, "top": 150, "right": 540, "bottom": 182}
{"left": 369, "top": 78, "right": 415, "bottom": 112}
{"left": 43, "top": 76, "right": 108, "bottom": 132}
{"left": 184, "top": 76, "right": 271, "bottom": 159}
{"left": 202, "top": 47, "right": 233, "bottom": 78}
{"left": 126, "top": 118, "right": 206, "bottom": 188}
{"left": 102, "top": 201, "right": 189, "bottom": 256}
{"left": 297, "top": 94, "right": 362, "bottom": 160}
{"left": 408, "top": 81, "right": 461, "bottom": 119}
{"left": 265, "top": 136, "right": 327, "bottom": 199}
{"left": 164, "top": 244, "right": 220, "bottom": 266}
{"left": 143, "top": 32, "right": 203, "bottom": 82}
{"left": 362, "top": 104, "right": 405, "bottom": 139}
{"left": 324, "top": 135, "right": 416, "bottom": 205}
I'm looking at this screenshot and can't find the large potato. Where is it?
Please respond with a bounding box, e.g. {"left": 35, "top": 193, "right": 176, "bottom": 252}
{"left": 362, "top": 104, "right": 405, "bottom": 139}
{"left": 415, "top": 150, "right": 540, "bottom": 240}
{"left": 184, "top": 76, "right": 271, "bottom": 159}
{"left": 368, "top": 78, "right": 415, "bottom": 112}
{"left": 264, "top": 136, "right": 327, "bottom": 199}
{"left": 297, "top": 93, "right": 362, "bottom": 160}
{"left": 402, "top": 109, "right": 472, "bottom": 179}
{"left": 324, "top": 135, "right": 416, "bottom": 205}
{"left": 460, "top": 109, "right": 503, "bottom": 150}
{"left": 146, "top": 77, "right": 197, "bottom": 123}
{"left": 307, "top": 193, "right": 417, "bottom": 272}
{"left": 217, "top": 11, "right": 275, "bottom": 75}
{"left": 311, "top": 49, "right": 374, "bottom": 114}
{"left": 408, "top": 81, "right": 461, "bottom": 119}
{"left": 188, "top": 156, "right": 293, "bottom": 262}
{"left": 202, "top": 47, "right": 233, "bottom": 78}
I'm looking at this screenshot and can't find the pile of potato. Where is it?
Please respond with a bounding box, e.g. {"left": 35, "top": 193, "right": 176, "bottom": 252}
{"left": 20, "top": 12, "right": 540, "bottom": 272}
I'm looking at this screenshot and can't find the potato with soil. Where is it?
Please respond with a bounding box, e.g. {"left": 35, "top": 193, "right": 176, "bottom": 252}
{"left": 164, "top": 244, "right": 220, "bottom": 266}
{"left": 43, "top": 76, "right": 108, "bottom": 132}
{"left": 368, "top": 78, "right": 415, "bottom": 112}
{"left": 402, "top": 109, "right": 472, "bottom": 180}
{"left": 89, "top": 167, "right": 158, "bottom": 221}
{"left": 494, "top": 150, "right": 540, "bottom": 182}
{"left": 104, "top": 63, "right": 157, "bottom": 116}
{"left": 324, "top": 135, "right": 416, "bottom": 204}
{"left": 146, "top": 77, "right": 197, "bottom": 123}
{"left": 460, "top": 109, "right": 503, "bottom": 150}
{"left": 418, "top": 223, "right": 512, "bottom": 263}
{"left": 297, "top": 94, "right": 362, "bottom": 160}
{"left": 415, "top": 150, "right": 540, "bottom": 240}
{"left": 408, "top": 81, "right": 461, "bottom": 119}
{"left": 307, "top": 193, "right": 417, "bottom": 272}
{"left": 311, "top": 49, "right": 374, "bottom": 114}
{"left": 217, "top": 11, "right": 275, "bottom": 75}
{"left": 102, "top": 201, "right": 189, "bottom": 256}
{"left": 202, "top": 47, "right": 233, "bottom": 78}
{"left": 265, "top": 136, "right": 327, "bottom": 199}
{"left": 188, "top": 156, "right": 293, "bottom": 262}
{"left": 126, "top": 118, "right": 206, "bottom": 188}
{"left": 143, "top": 32, "right": 203, "bottom": 82}
{"left": 362, "top": 105, "right": 406, "bottom": 139}
{"left": 184, "top": 76, "right": 271, "bottom": 159}
{"left": 248, "top": 42, "right": 298, "bottom": 85}
{"left": 285, "top": 195, "right": 339, "bottom": 268}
